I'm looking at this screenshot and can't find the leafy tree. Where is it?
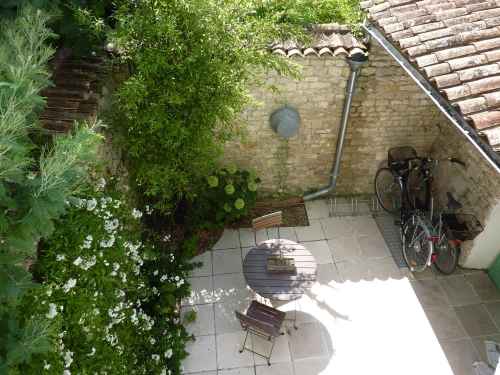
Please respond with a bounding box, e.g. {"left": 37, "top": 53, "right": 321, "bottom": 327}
{"left": 0, "top": 6, "right": 102, "bottom": 370}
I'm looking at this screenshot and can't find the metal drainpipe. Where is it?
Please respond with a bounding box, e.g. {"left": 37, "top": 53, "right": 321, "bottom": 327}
{"left": 303, "top": 53, "right": 369, "bottom": 201}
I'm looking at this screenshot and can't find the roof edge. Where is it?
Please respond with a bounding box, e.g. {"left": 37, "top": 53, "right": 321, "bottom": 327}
{"left": 363, "top": 20, "right": 500, "bottom": 174}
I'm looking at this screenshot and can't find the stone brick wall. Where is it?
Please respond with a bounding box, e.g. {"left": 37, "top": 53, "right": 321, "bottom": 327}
{"left": 223, "top": 43, "right": 443, "bottom": 195}
{"left": 430, "top": 124, "right": 500, "bottom": 265}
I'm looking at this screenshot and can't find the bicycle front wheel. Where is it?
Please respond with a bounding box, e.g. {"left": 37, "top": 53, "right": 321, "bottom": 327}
{"left": 434, "top": 233, "right": 460, "bottom": 275}
{"left": 402, "top": 215, "right": 433, "bottom": 272}
{"left": 374, "top": 167, "right": 401, "bottom": 214}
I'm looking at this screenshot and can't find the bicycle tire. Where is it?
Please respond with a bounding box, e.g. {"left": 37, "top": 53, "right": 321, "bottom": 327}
{"left": 374, "top": 167, "right": 401, "bottom": 214}
{"left": 434, "top": 233, "right": 460, "bottom": 275}
{"left": 402, "top": 215, "right": 433, "bottom": 272}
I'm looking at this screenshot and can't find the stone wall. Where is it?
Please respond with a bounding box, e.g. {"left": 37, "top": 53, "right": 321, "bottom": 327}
{"left": 224, "top": 43, "right": 443, "bottom": 195}
{"left": 430, "top": 124, "right": 500, "bottom": 266}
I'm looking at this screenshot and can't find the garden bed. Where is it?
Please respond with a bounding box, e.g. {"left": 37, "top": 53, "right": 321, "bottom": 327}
{"left": 232, "top": 196, "right": 309, "bottom": 228}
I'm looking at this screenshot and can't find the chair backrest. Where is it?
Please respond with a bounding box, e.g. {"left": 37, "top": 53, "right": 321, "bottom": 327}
{"left": 235, "top": 310, "right": 279, "bottom": 337}
{"left": 252, "top": 211, "right": 282, "bottom": 232}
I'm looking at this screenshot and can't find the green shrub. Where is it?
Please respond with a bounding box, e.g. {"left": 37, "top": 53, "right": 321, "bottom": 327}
{"left": 17, "top": 179, "right": 193, "bottom": 374}
{"left": 0, "top": 6, "right": 102, "bottom": 371}
{"left": 191, "top": 166, "right": 260, "bottom": 229}
{"left": 109, "top": 0, "right": 296, "bottom": 211}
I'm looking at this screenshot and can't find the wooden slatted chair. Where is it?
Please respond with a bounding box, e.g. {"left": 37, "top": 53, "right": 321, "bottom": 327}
{"left": 235, "top": 300, "right": 286, "bottom": 366}
{"left": 252, "top": 211, "right": 282, "bottom": 245}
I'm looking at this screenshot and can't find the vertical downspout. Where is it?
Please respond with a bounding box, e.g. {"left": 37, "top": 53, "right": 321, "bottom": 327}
{"left": 303, "top": 53, "right": 368, "bottom": 201}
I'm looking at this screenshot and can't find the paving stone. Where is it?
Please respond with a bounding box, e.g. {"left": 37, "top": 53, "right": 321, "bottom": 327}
{"left": 358, "top": 234, "right": 390, "bottom": 259}
{"left": 335, "top": 260, "right": 371, "bottom": 282}
{"left": 305, "top": 199, "right": 330, "bottom": 219}
{"left": 304, "top": 240, "right": 333, "bottom": 264}
{"left": 439, "top": 275, "right": 481, "bottom": 306}
{"left": 328, "top": 236, "right": 362, "bottom": 262}
{"left": 484, "top": 301, "right": 500, "bottom": 329}
{"left": 424, "top": 306, "right": 467, "bottom": 340}
{"left": 454, "top": 304, "right": 499, "bottom": 337}
{"left": 320, "top": 217, "right": 355, "bottom": 239}
{"left": 350, "top": 215, "right": 381, "bottom": 236}
{"left": 440, "top": 338, "right": 480, "bottom": 375}
{"left": 315, "top": 263, "right": 342, "bottom": 286}
{"left": 218, "top": 367, "right": 254, "bottom": 375}
{"left": 295, "top": 220, "right": 325, "bottom": 242}
{"left": 181, "top": 303, "right": 215, "bottom": 336}
{"left": 183, "top": 335, "right": 217, "bottom": 373}
{"left": 191, "top": 251, "right": 213, "bottom": 277}
{"left": 213, "top": 273, "right": 252, "bottom": 303}
{"left": 255, "top": 362, "right": 293, "bottom": 375}
{"left": 213, "top": 229, "right": 240, "bottom": 250}
{"left": 293, "top": 357, "right": 330, "bottom": 375}
{"left": 213, "top": 248, "right": 243, "bottom": 275}
{"left": 288, "top": 322, "right": 328, "bottom": 360}
{"left": 466, "top": 273, "right": 500, "bottom": 302}
{"left": 183, "top": 276, "right": 215, "bottom": 305}
{"left": 252, "top": 333, "right": 291, "bottom": 365}
{"left": 410, "top": 279, "right": 450, "bottom": 308}
{"left": 470, "top": 334, "right": 500, "bottom": 362}
{"left": 216, "top": 332, "right": 254, "bottom": 369}
{"left": 214, "top": 299, "right": 250, "bottom": 335}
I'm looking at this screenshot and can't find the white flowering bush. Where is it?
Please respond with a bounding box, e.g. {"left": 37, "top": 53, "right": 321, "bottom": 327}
{"left": 16, "top": 180, "right": 194, "bottom": 374}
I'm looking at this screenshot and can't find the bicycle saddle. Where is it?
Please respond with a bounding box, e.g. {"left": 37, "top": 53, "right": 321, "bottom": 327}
{"left": 446, "top": 192, "right": 463, "bottom": 210}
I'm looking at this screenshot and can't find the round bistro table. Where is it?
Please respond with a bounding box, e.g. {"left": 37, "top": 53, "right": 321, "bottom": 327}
{"left": 242, "top": 239, "right": 317, "bottom": 302}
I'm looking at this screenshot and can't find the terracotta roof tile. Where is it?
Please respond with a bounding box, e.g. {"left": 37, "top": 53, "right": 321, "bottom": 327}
{"left": 269, "top": 24, "right": 367, "bottom": 59}
{"left": 363, "top": 0, "right": 500, "bottom": 152}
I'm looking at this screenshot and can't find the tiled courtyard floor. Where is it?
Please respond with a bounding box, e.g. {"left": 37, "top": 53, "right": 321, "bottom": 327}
{"left": 181, "top": 199, "right": 500, "bottom": 375}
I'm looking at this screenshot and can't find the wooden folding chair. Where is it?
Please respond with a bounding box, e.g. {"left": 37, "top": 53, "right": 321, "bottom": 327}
{"left": 235, "top": 300, "right": 286, "bottom": 366}
{"left": 252, "top": 211, "right": 282, "bottom": 245}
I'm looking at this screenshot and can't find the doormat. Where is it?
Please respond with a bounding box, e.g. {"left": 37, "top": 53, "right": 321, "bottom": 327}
{"left": 373, "top": 213, "right": 407, "bottom": 268}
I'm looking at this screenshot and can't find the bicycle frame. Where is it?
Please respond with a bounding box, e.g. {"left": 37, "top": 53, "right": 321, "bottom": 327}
{"left": 405, "top": 212, "right": 434, "bottom": 267}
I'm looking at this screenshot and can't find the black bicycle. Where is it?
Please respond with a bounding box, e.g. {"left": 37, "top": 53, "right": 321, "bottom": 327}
{"left": 374, "top": 146, "right": 480, "bottom": 274}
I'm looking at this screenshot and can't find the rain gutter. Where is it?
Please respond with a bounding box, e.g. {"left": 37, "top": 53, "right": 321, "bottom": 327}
{"left": 303, "top": 52, "right": 369, "bottom": 201}
{"left": 363, "top": 20, "right": 500, "bottom": 174}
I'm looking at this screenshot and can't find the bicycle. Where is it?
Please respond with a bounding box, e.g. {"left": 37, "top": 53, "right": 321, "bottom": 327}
{"left": 374, "top": 146, "right": 426, "bottom": 223}
{"left": 374, "top": 147, "right": 480, "bottom": 274}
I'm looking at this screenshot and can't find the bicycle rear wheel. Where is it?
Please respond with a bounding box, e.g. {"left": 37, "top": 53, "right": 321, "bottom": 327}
{"left": 434, "top": 234, "right": 459, "bottom": 274}
{"left": 402, "top": 215, "right": 433, "bottom": 272}
{"left": 374, "top": 168, "right": 401, "bottom": 214}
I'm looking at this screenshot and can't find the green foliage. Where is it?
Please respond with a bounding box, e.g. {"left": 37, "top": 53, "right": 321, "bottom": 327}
{"left": 16, "top": 180, "right": 193, "bottom": 374}
{"left": 0, "top": 6, "right": 102, "bottom": 370}
{"left": 191, "top": 166, "right": 260, "bottom": 229}
{"left": 109, "top": 0, "right": 298, "bottom": 210}
{"left": 253, "top": 0, "right": 363, "bottom": 32}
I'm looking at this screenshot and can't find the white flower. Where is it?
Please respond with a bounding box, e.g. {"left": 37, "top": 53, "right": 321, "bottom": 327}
{"left": 63, "top": 278, "right": 77, "bottom": 293}
{"left": 160, "top": 275, "right": 167, "bottom": 282}
{"left": 100, "top": 234, "right": 115, "bottom": 248}
{"left": 113, "top": 263, "right": 120, "bottom": 271}
{"left": 153, "top": 270, "right": 158, "bottom": 276}
{"left": 174, "top": 276, "right": 180, "bottom": 282}
{"left": 46, "top": 289, "right": 52, "bottom": 297}
{"left": 149, "top": 337, "right": 156, "bottom": 345}
{"left": 63, "top": 370, "right": 71, "bottom": 375}
{"left": 73, "top": 257, "right": 83, "bottom": 267}
{"left": 86, "top": 198, "right": 97, "bottom": 211}
{"left": 56, "top": 254, "right": 66, "bottom": 261}
{"left": 165, "top": 349, "right": 173, "bottom": 359}
{"left": 64, "top": 350, "right": 73, "bottom": 367}
{"left": 96, "top": 177, "right": 106, "bottom": 190}
{"left": 132, "top": 208, "right": 143, "bottom": 219}
{"left": 104, "top": 218, "right": 119, "bottom": 233}
{"left": 87, "top": 347, "right": 96, "bottom": 357}
{"left": 81, "top": 235, "right": 93, "bottom": 249}
{"left": 151, "top": 354, "right": 160, "bottom": 362}
{"left": 46, "top": 303, "right": 58, "bottom": 319}
{"left": 145, "top": 205, "right": 153, "bottom": 214}
{"left": 43, "top": 360, "right": 51, "bottom": 370}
